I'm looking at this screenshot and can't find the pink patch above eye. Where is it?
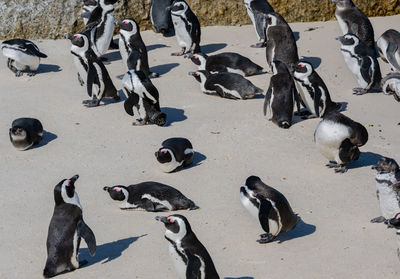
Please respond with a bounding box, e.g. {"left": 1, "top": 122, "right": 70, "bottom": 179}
{"left": 161, "top": 149, "right": 168, "bottom": 154}
{"left": 195, "top": 73, "right": 199, "bottom": 76}
{"left": 193, "top": 55, "right": 197, "bottom": 58}
{"left": 396, "top": 215, "right": 400, "bottom": 220}
{"left": 114, "top": 188, "right": 121, "bottom": 192}
{"left": 74, "top": 34, "right": 80, "bottom": 38}
{"left": 167, "top": 217, "right": 175, "bottom": 223}
{"left": 123, "top": 20, "right": 128, "bottom": 24}
{"left": 67, "top": 179, "right": 71, "bottom": 186}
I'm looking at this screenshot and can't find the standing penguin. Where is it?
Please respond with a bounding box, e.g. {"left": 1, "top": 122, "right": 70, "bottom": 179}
{"left": 293, "top": 61, "right": 341, "bottom": 118}
{"left": 65, "top": 33, "right": 120, "bottom": 107}
{"left": 168, "top": 0, "right": 201, "bottom": 56}
{"left": 264, "top": 60, "right": 300, "bottom": 129}
{"left": 330, "top": 0, "right": 375, "bottom": 52}
{"left": 9, "top": 118, "right": 43, "bottom": 151}
{"left": 377, "top": 29, "right": 400, "bottom": 72}
{"left": 81, "top": 0, "right": 98, "bottom": 25}
{"left": 337, "top": 33, "right": 382, "bottom": 95}
{"left": 189, "top": 70, "right": 263, "bottom": 99}
{"left": 243, "top": 0, "right": 274, "bottom": 47}
{"left": 185, "top": 52, "right": 263, "bottom": 76}
{"left": 122, "top": 70, "right": 166, "bottom": 126}
{"left": 155, "top": 214, "right": 220, "bottom": 279}
{"left": 150, "top": 0, "right": 173, "bottom": 36}
{"left": 314, "top": 111, "right": 368, "bottom": 173}
{"left": 116, "top": 18, "right": 159, "bottom": 78}
{"left": 240, "top": 176, "right": 298, "bottom": 243}
{"left": 381, "top": 72, "right": 400, "bottom": 102}
{"left": 155, "top": 138, "right": 194, "bottom": 173}
{"left": 263, "top": 12, "right": 299, "bottom": 72}
{"left": 43, "top": 175, "right": 96, "bottom": 278}
{"left": 1, "top": 39, "right": 47, "bottom": 77}
{"left": 371, "top": 157, "right": 400, "bottom": 224}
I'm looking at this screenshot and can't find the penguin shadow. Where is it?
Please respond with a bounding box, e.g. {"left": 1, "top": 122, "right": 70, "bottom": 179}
{"left": 102, "top": 51, "right": 122, "bottom": 63}
{"left": 37, "top": 64, "right": 62, "bottom": 74}
{"left": 30, "top": 131, "right": 57, "bottom": 149}
{"left": 293, "top": 31, "right": 300, "bottom": 41}
{"left": 348, "top": 151, "right": 382, "bottom": 170}
{"left": 147, "top": 44, "right": 170, "bottom": 52}
{"left": 337, "top": 102, "right": 348, "bottom": 112}
{"left": 79, "top": 235, "right": 146, "bottom": 268}
{"left": 275, "top": 217, "right": 316, "bottom": 243}
{"left": 251, "top": 94, "right": 265, "bottom": 100}
{"left": 225, "top": 277, "right": 254, "bottom": 279}
{"left": 183, "top": 152, "right": 207, "bottom": 171}
{"left": 201, "top": 43, "right": 228, "bottom": 54}
{"left": 150, "top": 63, "right": 180, "bottom": 75}
{"left": 300, "top": 56, "right": 322, "bottom": 69}
{"left": 161, "top": 107, "right": 187, "bottom": 126}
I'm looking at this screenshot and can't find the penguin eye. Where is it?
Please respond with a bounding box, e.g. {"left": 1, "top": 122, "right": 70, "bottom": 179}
{"left": 167, "top": 217, "right": 175, "bottom": 223}
{"left": 161, "top": 149, "right": 168, "bottom": 154}
{"left": 195, "top": 73, "right": 199, "bottom": 76}
{"left": 193, "top": 55, "right": 197, "bottom": 59}
{"left": 122, "top": 20, "right": 128, "bottom": 24}
{"left": 114, "top": 187, "right": 121, "bottom": 192}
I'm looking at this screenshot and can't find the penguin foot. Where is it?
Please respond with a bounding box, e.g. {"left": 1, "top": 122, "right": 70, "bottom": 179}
{"left": 171, "top": 48, "right": 186, "bottom": 56}
{"left": 352, "top": 88, "right": 367, "bottom": 95}
{"left": 370, "top": 216, "right": 386, "bottom": 223}
{"left": 250, "top": 42, "right": 266, "bottom": 48}
{"left": 27, "top": 71, "right": 36, "bottom": 77}
{"left": 82, "top": 99, "right": 100, "bottom": 107}
{"left": 15, "top": 70, "right": 23, "bottom": 77}
{"left": 149, "top": 72, "right": 160, "bottom": 79}
{"left": 326, "top": 161, "right": 339, "bottom": 168}
{"left": 133, "top": 119, "right": 146, "bottom": 126}
{"left": 257, "top": 233, "right": 275, "bottom": 244}
{"left": 334, "top": 166, "right": 348, "bottom": 173}
{"left": 79, "top": 260, "right": 88, "bottom": 268}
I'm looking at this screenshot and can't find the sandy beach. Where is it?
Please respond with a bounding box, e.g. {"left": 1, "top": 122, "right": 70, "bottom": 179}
{"left": 0, "top": 14, "right": 399, "bottom": 279}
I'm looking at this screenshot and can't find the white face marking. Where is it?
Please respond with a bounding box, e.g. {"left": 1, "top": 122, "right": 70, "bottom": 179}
{"left": 113, "top": 187, "right": 139, "bottom": 209}
{"left": 142, "top": 194, "right": 173, "bottom": 210}
{"left": 165, "top": 216, "right": 187, "bottom": 243}
{"left": 268, "top": 15, "right": 277, "bottom": 27}
{"left": 193, "top": 54, "right": 207, "bottom": 70}
{"left": 196, "top": 73, "right": 215, "bottom": 94}
{"left": 170, "top": 1, "right": 188, "bottom": 16}
{"left": 61, "top": 180, "right": 82, "bottom": 209}
{"left": 158, "top": 149, "right": 184, "bottom": 173}
{"left": 240, "top": 185, "right": 259, "bottom": 218}
{"left": 71, "top": 230, "right": 79, "bottom": 269}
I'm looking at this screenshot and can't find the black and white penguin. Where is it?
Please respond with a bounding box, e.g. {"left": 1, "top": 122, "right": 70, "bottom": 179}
{"left": 65, "top": 33, "right": 120, "bottom": 107}
{"left": 370, "top": 157, "right": 400, "bottom": 224}
{"left": 264, "top": 12, "right": 299, "bottom": 72}
{"left": 122, "top": 70, "right": 166, "bottom": 126}
{"left": 185, "top": 52, "right": 263, "bottom": 76}
{"left": 168, "top": 0, "right": 201, "bottom": 56}
{"left": 189, "top": 70, "right": 263, "bottom": 99}
{"left": 314, "top": 111, "right": 368, "bottom": 173}
{"left": 81, "top": 0, "right": 98, "bottom": 25}
{"left": 293, "top": 61, "right": 341, "bottom": 118}
{"left": 9, "top": 118, "right": 43, "bottom": 151}
{"left": 155, "top": 214, "right": 220, "bottom": 278}
{"left": 377, "top": 29, "right": 400, "bottom": 72}
{"left": 331, "top": 0, "right": 375, "bottom": 52}
{"left": 381, "top": 72, "right": 400, "bottom": 102}
{"left": 155, "top": 138, "right": 194, "bottom": 173}
{"left": 264, "top": 60, "right": 300, "bottom": 129}
{"left": 240, "top": 176, "right": 298, "bottom": 243}
{"left": 243, "top": 0, "right": 274, "bottom": 47}
{"left": 150, "top": 0, "right": 173, "bottom": 36}
{"left": 103, "top": 182, "right": 196, "bottom": 211}
{"left": 337, "top": 33, "right": 382, "bottom": 95}
{"left": 43, "top": 175, "right": 96, "bottom": 278}
{"left": 116, "top": 18, "right": 159, "bottom": 78}
{"left": 1, "top": 39, "right": 47, "bottom": 77}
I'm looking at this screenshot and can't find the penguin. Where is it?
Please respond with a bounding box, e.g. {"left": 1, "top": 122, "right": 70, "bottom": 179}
{"left": 150, "top": 0, "right": 173, "bottom": 36}
{"left": 263, "top": 12, "right": 299, "bottom": 72}
{"left": 167, "top": 0, "right": 201, "bottom": 56}
{"left": 116, "top": 18, "right": 159, "bottom": 78}
{"left": 65, "top": 33, "right": 120, "bottom": 107}
{"left": 388, "top": 213, "right": 400, "bottom": 261}
{"left": 1, "top": 39, "right": 47, "bottom": 77}
{"left": 43, "top": 175, "right": 96, "bottom": 278}
{"left": 188, "top": 70, "right": 263, "bottom": 100}
{"left": 81, "top": 0, "right": 98, "bottom": 25}
{"left": 314, "top": 111, "right": 368, "bottom": 173}
{"left": 263, "top": 60, "right": 300, "bottom": 129}
{"left": 122, "top": 70, "right": 166, "bottom": 126}
{"left": 9, "top": 118, "right": 43, "bottom": 151}
{"left": 370, "top": 157, "right": 400, "bottom": 224}
{"left": 103, "top": 182, "right": 196, "bottom": 211}
{"left": 293, "top": 61, "right": 342, "bottom": 118}
{"left": 243, "top": 0, "right": 274, "bottom": 47}
{"left": 330, "top": 0, "right": 375, "bottom": 52}
{"left": 377, "top": 29, "right": 400, "bottom": 72}
{"left": 240, "top": 176, "right": 298, "bottom": 243}
{"left": 86, "top": 0, "right": 119, "bottom": 57}
{"left": 155, "top": 138, "right": 194, "bottom": 173}
{"left": 155, "top": 214, "right": 220, "bottom": 279}
{"left": 381, "top": 72, "right": 400, "bottom": 102}
{"left": 185, "top": 52, "right": 263, "bottom": 76}
{"left": 337, "top": 33, "right": 382, "bottom": 95}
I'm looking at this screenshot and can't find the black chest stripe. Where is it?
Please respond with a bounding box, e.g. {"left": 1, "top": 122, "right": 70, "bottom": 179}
{"left": 165, "top": 237, "right": 187, "bottom": 264}
{"left": 71, "top": 51, "right": 88, "bottom": 72}
{"left": 376, "top": 178, "right": 393, "bottom": 186}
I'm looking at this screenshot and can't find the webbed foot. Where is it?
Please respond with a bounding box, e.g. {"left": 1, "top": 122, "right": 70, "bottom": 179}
{"left": 257, "top": 233, "right": 275, "bottom": 244}
{"left": 370, "top": 216, "right": 386, "bottom": 223}
{"left": 352, "top": 88, "right": 367, "bottom": 95}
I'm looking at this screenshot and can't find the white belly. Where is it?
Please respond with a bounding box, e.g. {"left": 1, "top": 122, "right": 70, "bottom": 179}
{"left": 295, "top": 80, "right": 316, "bottom": 115}
{"left": 377, "top": 182, "right": 400, "bottom": 219}
{"left": 245, "top": 7, "right": 259, "bottom": 41}
{"left": 2, "top": 48, "right": 40, "bottom": 70}
{"left": 172, "top": 15, "right": 192, "bottom": 49}
{"left": 119, "top": 36, "right": 129, "bottom": 69}
{"left": 336, "top": 15, "right": 349, "bottom": 35}
{"left": 73, "top": 56, "right": 87, "bottom": 84}
{"left": 168, "top": 243, "right": 186, "bottom": 279}
{"left": 342, "top": 51, "right": 360, "bottom": 75}
{"left": 71, "top": 230, "right": 79, "bottom": 269}
{"left": 93, "top": 13, "right": 115, "bottom": 56}
{"left": 240, "top": 191, "right": 259, "bottom": 218}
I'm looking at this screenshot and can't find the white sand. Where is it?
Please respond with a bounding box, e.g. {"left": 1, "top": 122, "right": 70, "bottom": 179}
{"left": 0, "top": 15, "right": 399, "bottom": 279}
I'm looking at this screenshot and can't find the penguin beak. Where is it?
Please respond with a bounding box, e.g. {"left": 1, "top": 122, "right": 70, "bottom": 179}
{"left": 184, "top": 52, "right": 194, "bottom": 59}
{"left": 103, "top": 186, "right": 111, "bottom": 192}
{"left": 115, "top": 20, "right": 123, "bottom": 26}
{"left": 155, "top": 216, "right": 169, "bottom": 224}
{"left": 335, "top": 36, "right": 344, "bottom": 42}
{"left": 64, "top": 33, "right": 73, "bottom": 40}
{"left": 69, "top": 175, "right": 79, "bottom": 184}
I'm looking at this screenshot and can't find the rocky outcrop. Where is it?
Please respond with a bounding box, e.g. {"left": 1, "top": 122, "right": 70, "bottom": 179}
{"left": 0, "top": 0, "right": 399, "bottom": 39}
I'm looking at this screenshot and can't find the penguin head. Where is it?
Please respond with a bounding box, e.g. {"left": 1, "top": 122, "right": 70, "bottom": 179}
{"left": 388, "top": 213, "right": 400, "bottom": 229}
{"left": 116, "top": 18, "right": 139, "bottom": 35}
{"left": 9, "top": 127, "right": 27, "bottom": 141}
{"left": 54, "top": 175, "right": 81, "bottom": 207}
{"left": 156, "top": 214, "right": 192, "bottom": 242}
{"left": 103, "top": 186, "right": 128, "bottom": 201}
{"left": 155, "top": 148, "right": 173, "bottom": 163}
{"left": 264, "top": 12, "right": 285, "bottom": 27}
{"left": 331, "top": 0, "right": 355, "bottom": 8}
{"left": 188, "top": 70, "right": 209, "bottom": 83}
{"left": 349, "top": 146, "right": 360, "bottom": 161}
{"left": 65, "top": 33, "right": 90, "bottom": 51}
{"left": 168, "top": 0, "right": 189, "bottom": 16}
{"left": 271, "top": 60, "right": 290, "bottom": 75}
{"left": 185, "top": 52, "right": 208, "bottom": 67}
{"left": 293, "top": 61, "right": 314, "bottom": 77}
{"left": 336, "top": 34, "right": 358, "bottom": 46}
{"left": 372, "top": 157, "right": 399, "bottom": 174}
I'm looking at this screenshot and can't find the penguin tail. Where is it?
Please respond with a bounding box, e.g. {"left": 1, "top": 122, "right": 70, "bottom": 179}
{"left": 279, "top": 121, "right": 291, "bottom": 129}
{"left": 43, "top": 267, "right": 54, "bottom": 278}
{"left": 255, "top": 87, "right": 264, "bottom": 95}
{"left": 186, "top": 199, "right": 198, "bottom": 210}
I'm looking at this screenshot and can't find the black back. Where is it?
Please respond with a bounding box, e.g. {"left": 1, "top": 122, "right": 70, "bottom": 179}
{"left": 151, "top": 0, "right": 173, "bottom": 34}
{"left": 161, "top": 137, "right": 193, "bottom": 163}
{"left": 206, "top": 52, "right": 263, "bottom": 75}
{"left": 2, "top": 39, "right": 47, "bottom": 58}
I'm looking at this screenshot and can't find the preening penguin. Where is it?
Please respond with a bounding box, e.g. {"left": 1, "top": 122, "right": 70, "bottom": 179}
{"left": 243, "top": 0, "right": 274, "bottom": 47}
{"left": 337, "top": 34, "right": 382, "bottom": 95}
{"left": 168, "top": 0, "right": 201, "bottom": 56}
{"left": 9, "top": 118, "right": 43, "bottom": 151}
{"left": 185, "top": 52, "right": 263, "bottom": 76}
{"left": 156, "top": 214, "right": 220, "bottom": 279}
{"left": 314, "top": 111, "right": 368, "bottom": 173}
{"left": 381, "top": 72, "right": 400, "bottom": 102}
{"left": 189, "top": 70, "right": 263, "bottom": 100}
{"left": 43, "top": 175, "right": 96, "bottom": 278}
{"left": 103, "top": 182, "right": 196, "bottom": 211}
{"left": 240, "top": 176, "right": 298, "bottom": 243}
{"left": 150, "top": 0, "right": 173, "bottom": 35}
{"left": 377, "top": 29, "right": 400, "bottom": 72}
{"left": 1, "top": 39, "right": 47, "bottom": 77}
{"left": 155, "top": 138, "right": 194, "bottom": 173}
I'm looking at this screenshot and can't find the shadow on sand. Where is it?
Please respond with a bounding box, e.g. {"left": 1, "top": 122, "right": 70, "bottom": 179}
{"left": 162, "top": 107, "right": 187, "bottom": 126}
{"left": 31, "top": 131, "right": 57, "bottom": 149}
{"left": 276, "top": 217, "right": 316, "bottom": 243}
{"left": 348, "top": 151, "right": 383, "bottom": 170}
{"left": 201, "top": 43, "right": 227, "bottom": 54}
{"left": 37, "top": 64, "right": 62, "bottom": 74}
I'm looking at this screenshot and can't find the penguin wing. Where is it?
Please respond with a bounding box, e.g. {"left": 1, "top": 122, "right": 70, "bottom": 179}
{"left": 86, "top": 7, "right": 102, "bottom": 26}
{"left": 360, "top": 57, "right": 373, "bottom": 87}
{"left": 186, "top": 252, "right": 202, "bottom": 279}
{"left": 312, "top": 85, "right": 322, "bottom": 117}
{"left": 250, "top": 0, "right": 274, "bottom": 14}
{"left": 77, "top": 220, "right": 96, "bottom": 256}
{"left": 258, "top": 198, "right": 273, "bottom": 233}
{"left": 86, "top": 62, "right": 97, "bottom": 97}
{"left": 24, "top": 41, "right": 47, "bottom": 58}
{"left": 386, "top": 42, "right": 400, "bottom": 71}
{"left": 292, "top": 84, "right": 301, "bottom": 115}
{"left": 142, "top": 79, "right": 160, "bottom": 104}
{"left": 124, "top": 93, "right": 139, "bottom": 116}
{"left": 263, "top": 87, "right": 272, "bottom": 116}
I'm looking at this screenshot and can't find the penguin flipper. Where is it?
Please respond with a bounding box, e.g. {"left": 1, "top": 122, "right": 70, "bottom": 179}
{"left": 359, "top": 57, "right": 373, "bottom": 89}
{"left": 313, "top": 87, "right": 322, "bottom": 118}
{"left": 124, "top": 93, "right": 139, "bottom": 116}
{"left": 86, "top": 62, "right": 96, "bottom": 97}
{"left": 186, "top": 253, "right": 202, "bottom": 279}
{"left": 258, "top": 198, "right": 273, "bottom": 233}
{"left": 386, "top": 42, "right": 400, "bottom": 71}
{"left": 263, "top": 87, "right": 272, "bottom": 116}
{"left": 292, "top": 85, "right": 301, "bottom": 115}
{"left": 77, "top": 220, "right": 96, "bottom": 256}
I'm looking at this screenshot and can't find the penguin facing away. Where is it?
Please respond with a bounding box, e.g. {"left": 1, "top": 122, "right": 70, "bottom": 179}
{"left": 103, "top": 182, "right": 197, "bottom": 211}
{"left": 240, "top": 176, "right": 298, "bottom": 243}
{"left": 381, "top": 72, "right": 400, "bottom": 102}
{"left": 1, "top": 39, "right": 47, "bottom": 77}
{"left": 155, "top": 138, "right": 194, "bottom": 173}
{"left": 156, "top": 214, "right": 220, "bottom": 279}
{"left": 43, "top": 175, "right": 96, "bottom": 278}
{"left": 9, "top": 118, "right": 43, "bottom": 151}
{"left": 377, "top": 29, "right": 400, "bottom": 72}
{"left": 150, "top": 0, "right": 173, "bottom": 36}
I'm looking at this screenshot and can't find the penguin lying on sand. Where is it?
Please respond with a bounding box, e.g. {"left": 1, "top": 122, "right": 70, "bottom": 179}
{"left": 377, "top": 29, "right": 400, "bottom": 72}
{"left": 155, "top": 138, "right": 194, "bottom": 173}
{"left": 9, "top": 118, "right": 43, "bottom": 151}
{"left": 381, "top": 72, "right": 400, "bottom": 102}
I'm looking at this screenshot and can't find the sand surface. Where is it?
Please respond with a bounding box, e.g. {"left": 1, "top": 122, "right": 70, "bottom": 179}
{"left": 0, "top": 15, "right": 400, "bottom": 279}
